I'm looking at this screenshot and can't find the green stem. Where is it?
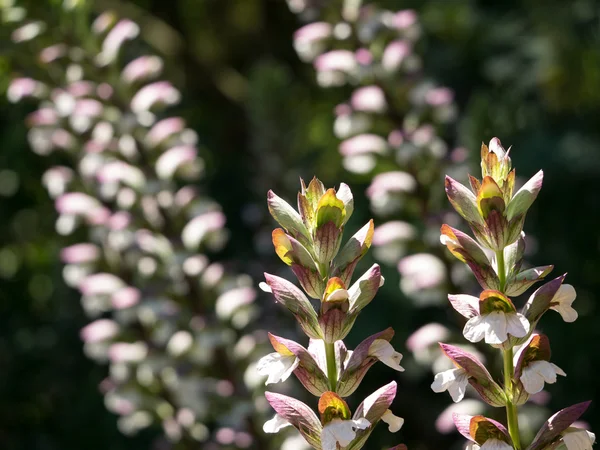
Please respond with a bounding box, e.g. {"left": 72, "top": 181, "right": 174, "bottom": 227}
{"left": 503, "top": 347, "right": 521, "bottom": 450}
{"left": 325, "top": 341, "right": 338, "bottom": 392}
{"left": 496, "top": 249, "right": 506, "bottom": 292}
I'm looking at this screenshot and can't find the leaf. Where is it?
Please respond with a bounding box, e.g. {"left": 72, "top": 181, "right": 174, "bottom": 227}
{"left": 264, "top": 273, "right": 322, "bottom": 339}
{"left": 506, "top": 170, "right": 543, "bottom": 221}
{"left": 440, "top": 343, "right": 506, "bottom": 407}
{"left": 265, "top": 392, "right": 322, "bottom": 448}
{"left": 348, "top": 264, "right": 381, "bottom": 313}
{"left": 527, "top": 401, "right": 592, "bottom": 450}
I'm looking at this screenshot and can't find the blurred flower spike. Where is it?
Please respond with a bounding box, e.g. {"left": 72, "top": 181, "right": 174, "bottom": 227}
{"left": 3, "top": 2, "right": 271, "bottom": 448}
{"left": 433, "top": 138, "right": 592, "bottom": 450}
{"left": 261, "top": 179, "right": 406, "bottom": 449}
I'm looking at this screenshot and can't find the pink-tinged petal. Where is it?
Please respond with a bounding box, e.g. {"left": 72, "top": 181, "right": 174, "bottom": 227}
{"left": 155, "top": 145, "right": 197, "bottom": 180}
{"left": 367, "top": 171, "right": 416, "bottom": 198}
{"left": 426, "top": 87, "right": 454, "bottom": 106}
{"left": 26, "top": 108, "right": 58, "bottom": 126}
{"left": 42, "top": 166, "right": 74, "bottom": 198}
{"left": 528, "top": 402, "right": 592, "bottom": 450}
{"left": 445, "top": 176, "right": 484, "bottom": 226}
{"left": 338, "top": 328, "right": 395, "bottom": 397}
{"left": 522, "top": 274, "right": 567, "bottom": 324}
{"left": 506, "top": 170, "right": 544, "bottom": 221}
{"left": 438, "top": 343, "right": 506, "bottom": 406}
{"left": 130, "top": 81, "right": 180, "bottom": 113}
{"left": 146, "top": 117, "right": 186, "bottom": 147}
{"left": 67, "top": 81, "right": 96, "bottom": 98}
{"left": 382, "top": 40, "right": 411, "bottom": 71}
{"left": 353, "top": 381, "right": 397, "bottom": 423}
{"left": 39, "top": 44, "right": 67, "bottom": 64}
{"left": 11, "top": 21, "right": 45, "bottom": 43}
{"left": 392, "top": 9, "right": 418, "bottom": 29}
{"left": 264, "top": 273, "right": 322, "bottom": 339}
{"left": 549, "top": 284, "right": 578, "bottom": 322}
{"left": 80, "top": 273, "right": 125, "bottom": 296}
{"left": 264, "top": 392, "right": 322, "bottom": 448}
{"left": 372, "top": 221, "right": 415, "bottom": 246}
{"left": 181, "top": 211, "right": 226, "bottom": 250}
{"left": 56, "top": 192, "right": 101, "bottom": 216}
{"left": 355, "top": 48, "right": 373, "bottom": 65}
{"left": 267, "top": 190, "right": 311, "bottom": 244}
{"left": 448, "top": 294, "right": 480, "bottom": 319}
{"left": 97, "top": 19, "right": 140, "bottom": 65}
{"left": 92, "top": 11, "right": 117, "bottom": 34}
{"left": 351, "top": 86, "right": 386, "bottom": 113}
{"left": 339, "top": 134, "right": 388, "bottom": 156}
{"left": 293, "top": 22, "right": 332, "bottom": 43}
{"left": 107, "top": 211, "right": 132, "bottom": 230}
{"left": 111, "top": 286, "right": 141, "bottom": 309}
{"left": 398, "top": 253, "right": 446, "bottom": 293}
{"left": 108, "top": 342, "right": 148, "bottom": 362}
{"left": 268, "top": 334, "right": 329, "bottom": 396}
{"left": 61, "top": 243, "right": 100, "bottom": 264}
{"left": 314, "top": 50, "right": 356, "bottom": 73}
{"left": 348, "top": 264, "right": 381, "bottom": 313}
{"left": 406, "top": 323, "right": 450, "bottom": 352}
{"left": 7, "top": 77, "right": 45, "bottom": 103}
{"left": 436, "top": 400, "right": 484, "bottom": 434}
{"left": 97, "top": 161, "right": 146, "bottom": 189}
{"left": 215, "top": 287, "right": 256, "bottom": 319}
{"left": 80, "top": 319, "right": 119, "bottom": 343}
{"left": 73, "top": 99, "right": 103, "bottom": 117}
{"left": 122, "top": 56, "right": 163, "bottom": 83}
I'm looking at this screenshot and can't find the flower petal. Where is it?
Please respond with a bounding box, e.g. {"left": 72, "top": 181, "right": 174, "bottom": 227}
{"left": 263, "top": 414, "right": 292, "bottom": 433}
{"left": 381, "top": 409, "right": 404, "bottom": 432}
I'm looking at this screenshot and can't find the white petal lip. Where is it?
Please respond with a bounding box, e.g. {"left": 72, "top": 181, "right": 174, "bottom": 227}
{"left": 550, "top": 284, "right": 578, "bottom": 322}
{"left": 463, "top": 311, "right": 529, "bottom": 345}
{"left": 431, "top": 367, "right": 469, "bottom": 402}
{"left": 263, "top": 414, "right": 292, "bottom": 433}
{"left": 563, "top": 429, "right": 596, "bottom": 450}
{"left": 381, "top": 409, "right": 404, "bottom": 433}
{"left": 520, "top": 360, "right": 566, "bottom": 394}
{"left": 480, "top": 438, "right": 513, "bottom": 450}
{"left": 256, "top": 352, "right": 299, "bottom": 385}
{"left": 368, "top": 339, "right": 405, "bottom": 371}
{"left": 320, "top": 418, "right": 370, "bottom": 450}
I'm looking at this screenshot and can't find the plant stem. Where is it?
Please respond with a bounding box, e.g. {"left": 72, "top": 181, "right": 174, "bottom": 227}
{"left": 503, "top": 347, "right": 521, "bottom": 450}
{"left": 325, "top": 341, "right": 338, "bottom": 392}
{"left": 496, "top": 249, "right": 507, "bottom": 292}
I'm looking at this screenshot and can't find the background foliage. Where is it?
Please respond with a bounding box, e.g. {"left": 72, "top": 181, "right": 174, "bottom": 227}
{"left": 1, "top": 0, "right": 599, "bottom": 449}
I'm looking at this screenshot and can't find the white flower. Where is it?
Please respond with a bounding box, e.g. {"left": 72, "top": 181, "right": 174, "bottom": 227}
{"left": 381, "top": 409, "right": 404, "bottom": 432}
{"left": 562, "top": 429, "right": 596, "bottom": 450}
{"left": 463, "top": 311, "right": 529, "bottom": 344}
{"left": 520, "top": 360, "right": 566, "bottom": 394}
{"left": 550, "top": 284, "right": 578, "bottom": 322}
{"left": 480, "top": 439, "right": 513, "bottom": 450}
{"left": 263, "top": 414, "right": 291, "bottom": 433}
{"left": 465, "top": 443, "right": 481, "bottom": 450}
{"left": 368, "top": 339, "right": 405, "bottom": 371}
{"left": 320, "top": 418, "right": 370, "bottom": 450}
{"left": 431, "top": 367, "right": 469, "bottom": 402}
{"left": 256, "top": 352, "right": 299, "bottom": 385}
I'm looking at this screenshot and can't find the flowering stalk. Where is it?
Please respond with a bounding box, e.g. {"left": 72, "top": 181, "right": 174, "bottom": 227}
{"left": 288, "top": 1, "right": 494, "bottom": 437}
{"left": 258, "top": 178, "right": 406, "bottom": 450}
{"left": 288, "top": 0, "right": 465, "bottom": 303}
{"left": 3, "top": 2, "right": 270, "bottom": 448}
{"left": 433, "top": 138, "right": 594, "bottom": 450}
